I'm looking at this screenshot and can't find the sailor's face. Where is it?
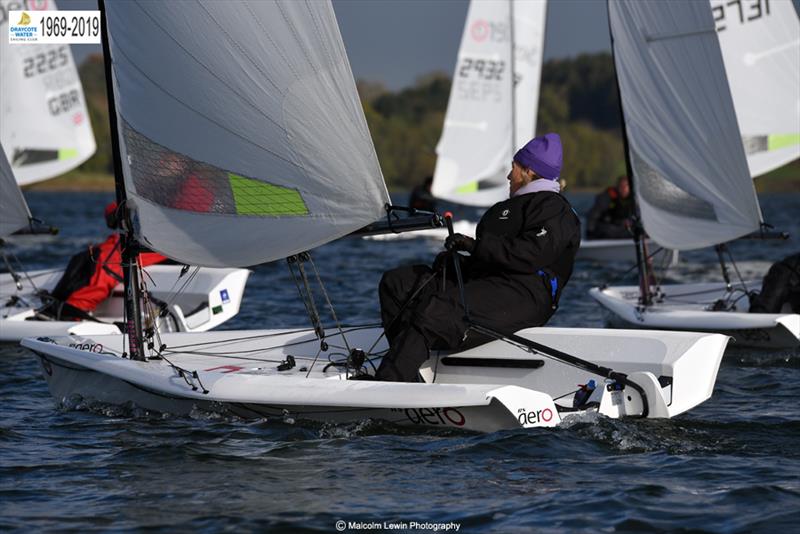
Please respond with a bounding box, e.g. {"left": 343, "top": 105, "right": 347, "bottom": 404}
{"left": 508, "top": 161, "right": 531, "bottom": 196}
{"left": 618, "top": 178, "right": 630, "bottom": 198}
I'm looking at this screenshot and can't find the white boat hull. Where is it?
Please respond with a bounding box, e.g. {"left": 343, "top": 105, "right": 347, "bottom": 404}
{"left": 365, "top": 226, "right": 676, "bottom": 265}
{"left": 1, "top": 266, "right": 250, "bottom": 343}
{"left": 590, "top": 282, "right": 800, "bottom": 350}
{"left": 22, "top": 325, "right": 728, "bottom": 431}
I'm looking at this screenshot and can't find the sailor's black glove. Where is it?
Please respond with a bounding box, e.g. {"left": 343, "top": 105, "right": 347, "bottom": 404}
{"left": 445, "top": 233, "right": 476, "bottom": 253}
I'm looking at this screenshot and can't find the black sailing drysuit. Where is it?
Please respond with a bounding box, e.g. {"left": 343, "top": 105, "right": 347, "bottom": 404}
{"left": 376, "top": 191, "right": 582, "bottom": 382}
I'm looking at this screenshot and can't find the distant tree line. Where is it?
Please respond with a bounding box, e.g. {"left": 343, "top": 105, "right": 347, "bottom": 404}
{"left": 76, "top": 52, "right": 629, "bottom": 191}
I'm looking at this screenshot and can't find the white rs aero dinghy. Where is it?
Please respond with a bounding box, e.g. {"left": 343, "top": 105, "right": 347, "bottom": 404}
{"left": 1, "top": 265, "right": 250, "bottom": 343}
{"left": 368, "top": 0, "right": 678, "bottom": 267}
{"left": 22, "top": 325, "right": 728, "bottom": 432}
{"left": 590, "top": 0, "right": 799, "bottom": 349}
{"left": 591, "top": 282, "right": 800, "bottom": 350}
{"left": 367, "top": 0, "right": 544, "bottom": 244}
{"left": 0, "top": 138, "right": 250, "bottom": 343}
{"left": 23, "top": 0, "right": 727, "bottom": 432}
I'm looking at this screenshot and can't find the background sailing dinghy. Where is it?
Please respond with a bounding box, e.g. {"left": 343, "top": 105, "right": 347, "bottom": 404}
{"left": 0, "top": 0, "right": 96, "bottom": 188}
{"left": 0, "top": 1, "right": 251, "bottom": 342}
{"left": 589, "top": 0, "right": 799, "bottom": 349}
{"left": 24, "top": 0, "right": 728, "bottom": 430}
{"left": 0, "top": 266, "right": 250, "bottom": 343}
{"left": 711, "top": 0, "right": 800, "bottom": 178}
{"left": 369, "top": 0, "right": 674, "bottom": 266}
{"left": 364, "top": 0, "right": 544, "bottom": 245}
{"left": 0, "top": 141, "right": 249, "bottom": 343}
{"left": 431, "top": 0, "right": 546, "bottom": 208}
{"left": 0, "top": 0, "right": 96, "bottom": 239}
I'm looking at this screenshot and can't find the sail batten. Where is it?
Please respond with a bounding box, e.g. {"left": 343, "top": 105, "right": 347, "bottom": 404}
{"left": 432, "top": 0, "right": 547, "bottom": 206}
{"left": 106, "top": 0, "right": 389, "bottom": 267}
{"left": 610, "top": 0, "right": 762, "bottom": 251}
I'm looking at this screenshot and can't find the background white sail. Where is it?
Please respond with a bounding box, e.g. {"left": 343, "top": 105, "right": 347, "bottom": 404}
{"left": 609, "top": 0, "right": 763, "bottom": 251}
{"left": 432, "top": 0, "right": 547, "bottom": 206}
{"left": 105, "top": 0, "right": 389, "bottom": 268}
{"left": 0, "top": 142, "right": 31, "bottom": 238}
{"left": 0, "top": 0, "right": 96, "bottom": 186}
{"left": 711, "top": 0, "right": 800, "bottom": 177}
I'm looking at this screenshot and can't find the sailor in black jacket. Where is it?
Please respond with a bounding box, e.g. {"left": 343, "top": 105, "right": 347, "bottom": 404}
{"left": 374, "top": 133, "right": 581, "bottom": 382}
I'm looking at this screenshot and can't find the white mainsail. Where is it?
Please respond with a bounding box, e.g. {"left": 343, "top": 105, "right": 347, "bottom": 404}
{"left": 711, "top": 0, "right": 800, "bottom": 177}
{"left": 0, "top": 0, "right": 96, "bottom": 186}
{"left": 609, "top": 0, "right": 762, "bottom": 251}
{"left": 0, "top": 142, "right": 31, "bottom": 238}
{"left": 104, "top": 0, "right": 390, "bottom": 268}
{"left": 432, "top": 0, "right": 547, "bottom": 206}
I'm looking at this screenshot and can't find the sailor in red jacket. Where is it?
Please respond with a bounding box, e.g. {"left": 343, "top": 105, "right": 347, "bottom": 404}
{"left": 38, "top": 202, "right": 166, "bottom": 321}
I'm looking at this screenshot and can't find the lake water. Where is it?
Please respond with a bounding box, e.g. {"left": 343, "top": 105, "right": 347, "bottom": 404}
{"left": 1, "top": 191, "right": 798, "bottom": 532}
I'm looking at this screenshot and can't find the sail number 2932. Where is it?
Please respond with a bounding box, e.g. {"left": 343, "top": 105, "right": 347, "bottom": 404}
{"left": 458, "top": 58, "right": 505, "bottom": 82}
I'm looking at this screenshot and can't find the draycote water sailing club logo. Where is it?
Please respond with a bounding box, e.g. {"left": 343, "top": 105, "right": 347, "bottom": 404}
{"left": 7, "top": 6, "right": 100, "bottom": 44}
{"left": 9, "top": 10, "right": 39, "bottom": 41}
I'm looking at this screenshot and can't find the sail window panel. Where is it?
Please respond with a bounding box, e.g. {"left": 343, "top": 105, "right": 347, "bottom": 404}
{"left": 631, "top": 149, "right": 715, "bottom": 221}
{"left": 123, "top": 123, "right": 308, "bottom": 218}
{"left": 742, "top": 135, "right": 769, "bottom": 155}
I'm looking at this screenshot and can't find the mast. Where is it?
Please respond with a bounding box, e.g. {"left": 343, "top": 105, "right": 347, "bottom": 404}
{"left": 606, "top": 0, "right": 652, "bottom": 306}
{"left": 99, "top": 0, "right": 146, "bottom": 361}
{"left": 509, "top": 0, "right": 517, "bottom": 153}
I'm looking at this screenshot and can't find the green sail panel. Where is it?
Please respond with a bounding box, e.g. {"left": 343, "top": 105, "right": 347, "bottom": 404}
{"left": 228, "top": 173, "right": 308, "bottom": 216}
{"left": 455, "top": 181, "right": 478, "bottom": 194}
{"left": 58, "top": 148, "right": 78, "bottom": 160}
{"left": 768, "top": 134, "right": 800, "bottom": 152}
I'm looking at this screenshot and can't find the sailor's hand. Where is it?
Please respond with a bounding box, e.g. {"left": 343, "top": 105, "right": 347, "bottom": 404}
{"left": 445, "top": 233, "right": 476, "bottom": 253}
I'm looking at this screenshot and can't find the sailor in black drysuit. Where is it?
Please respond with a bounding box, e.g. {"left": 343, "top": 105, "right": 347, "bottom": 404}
{"left": 374, "top": 133, "right": 581, "bottom": 382}
{"left": 749, "top": 252, "right": 800, "bottom": 314}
